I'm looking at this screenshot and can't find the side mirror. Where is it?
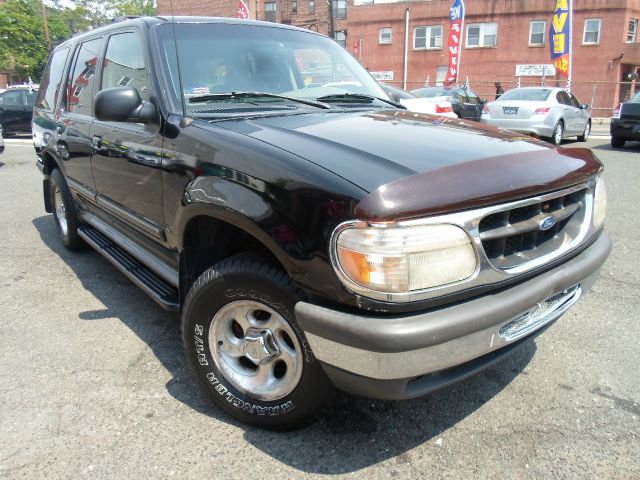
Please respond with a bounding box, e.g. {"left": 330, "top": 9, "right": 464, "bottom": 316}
{"left": 580, "top": 103, "right": 589, "bottom": 110}
{"left": 94, "top": 86, "right": 156, "bottom": 123}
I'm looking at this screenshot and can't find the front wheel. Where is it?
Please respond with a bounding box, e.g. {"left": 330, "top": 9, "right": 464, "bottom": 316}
{"left": 577, "top": 121, "right": 591, "bottom": 142}
{"left": 181, "top": 257, "right": 334, "bottom": 429}
{"left": 550, "top": 121, "right": 564, "bottom": 146}
{"left": 611, "top": 136, "right": 626, "bottom": 148}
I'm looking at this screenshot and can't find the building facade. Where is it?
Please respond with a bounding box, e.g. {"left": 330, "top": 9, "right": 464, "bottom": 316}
{"left": 156, "top": 0, "right": 640, "bottom": 114}
{"left": 349, "top": 0, "right": 640, "bottom": 114}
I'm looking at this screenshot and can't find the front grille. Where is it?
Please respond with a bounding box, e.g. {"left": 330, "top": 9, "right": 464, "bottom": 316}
{"left": 479, "top": 188, "right": 587, "bottom": 269}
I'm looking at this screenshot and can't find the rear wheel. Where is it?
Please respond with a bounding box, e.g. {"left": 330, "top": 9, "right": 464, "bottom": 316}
{"left": 49, "top": 169, "right": 84, "bottom": 251}
{"left": 611, "top": 136, "right": 626, "bottom": 148}
{"left": 550, "top": 121, "right": 564, "bottom": 146}
{"left": 577, "top": 121, "right": 591, "bottom": 142}
{"left": 181, "top": 257, "right": 334, "bottom": 430}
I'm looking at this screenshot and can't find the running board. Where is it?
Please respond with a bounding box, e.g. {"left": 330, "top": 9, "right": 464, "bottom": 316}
{"left": 78, "top": 225, "right": 179, "bottom": 312}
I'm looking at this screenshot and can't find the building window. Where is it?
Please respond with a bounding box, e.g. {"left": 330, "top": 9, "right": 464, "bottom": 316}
{"left": 529, "top": 20, "right": 546, "bottom": 46}
{"left": 379, "top": 28, "right": 392, "bottom": 44}
{"left": 291, "top": 0, "right": 297, "bottom": 13}
{"left": 413, "top": 25, "right": 443, "bottom": 50}
{"left": 628, "top": 19, "right": 638, "bottom": 43}
{"left": 466, "top": 22, "right": 498, "bottom": 47}
{"left": 583, "top": 18, "right": 601, "bottom": 44}
{"left": 334, "top": 31, "right": 346, "bottom": 48}
{"left": 332, "top": 0, "right": 346, "bottom": 20}
{"left": 264, "top": 2, "right": 276, "bottom": 22}
{"left": 309, "top": 0, "right": 315, "bottom": 13}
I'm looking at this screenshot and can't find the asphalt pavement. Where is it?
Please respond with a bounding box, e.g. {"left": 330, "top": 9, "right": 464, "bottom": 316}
{"left": 0, "top": 137, "right": 638, "bottom": 479}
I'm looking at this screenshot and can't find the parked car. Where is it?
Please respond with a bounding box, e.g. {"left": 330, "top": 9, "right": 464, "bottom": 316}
{"left": 34, "top": 17, "right": 610, "bottom": 430}
{"left": 480, "top": 87, "right": 591, "bottom": 145}
{"left": 610, "top": 91, "right": 640, "bottom": 148}
{"left": 380, "top": 83, "right": 456, "bottom": 117}
{"left": 410, "top": 86, "right": 485, "bottom": 121}
{"left": 0, "top": 86, "right": 38, "bottom": 137}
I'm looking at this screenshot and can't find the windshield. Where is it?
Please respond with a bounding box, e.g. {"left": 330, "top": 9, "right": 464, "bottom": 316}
{"left": 498, "top": 88, "right": 552, "bottom": 102}
{"left": 412, "top": 87, "right": 451, "bottom": 98}
{"left": 630, "top": 91, "right": 640, "bottom": 103}
{"left": 157, "top": 22, "right": 388, "bottom": 115}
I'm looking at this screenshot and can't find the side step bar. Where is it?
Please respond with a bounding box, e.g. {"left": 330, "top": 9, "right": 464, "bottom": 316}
{"left": 78, "top": 225, "right": 180, "bottom": 312}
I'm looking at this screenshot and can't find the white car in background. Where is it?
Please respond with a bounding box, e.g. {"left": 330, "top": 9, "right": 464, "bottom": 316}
{"left": 480, "top": 87, "right": 591, "bottom": 145}
{"left": 380, "top": 83, "right": 457, "bottom": 117}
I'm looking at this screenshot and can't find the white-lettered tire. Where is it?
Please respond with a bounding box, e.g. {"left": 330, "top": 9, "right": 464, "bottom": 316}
{"left": 181, "top": 257, "right": 334, "bottom": 430}
{"left": 49, "top": 168, "right": 84, "bottom": 251}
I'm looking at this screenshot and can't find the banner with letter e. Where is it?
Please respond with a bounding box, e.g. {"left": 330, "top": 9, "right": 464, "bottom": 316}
{"left": 237, "top": 0, "right": 249, "bottom": 19}
{"left": 446, "top": 0, "right": 465, "bottom": 84}
{"left": 549, "top": 0, "right": 572, "bottom": 80}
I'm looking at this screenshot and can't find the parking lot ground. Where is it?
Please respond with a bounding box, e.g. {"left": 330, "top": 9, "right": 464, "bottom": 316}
{"left": 0, "top": 137, "right": 639, "bottom": 479}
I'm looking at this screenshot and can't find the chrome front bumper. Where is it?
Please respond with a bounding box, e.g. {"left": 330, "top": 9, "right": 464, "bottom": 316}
{"left": 295, "top": 233, "right": 611, "bottom": 397}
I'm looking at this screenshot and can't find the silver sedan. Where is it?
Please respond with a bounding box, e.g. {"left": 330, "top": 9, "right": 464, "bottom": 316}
{"left": 480, "top": 87, "right": 591, "bottom": 145}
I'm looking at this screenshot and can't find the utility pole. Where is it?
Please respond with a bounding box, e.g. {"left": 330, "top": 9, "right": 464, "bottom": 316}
{"left": 39, "top": 0, "right": 52, "bottom": 52}
{"left": 327, "top": 0, "right": 334, "bottom": 39}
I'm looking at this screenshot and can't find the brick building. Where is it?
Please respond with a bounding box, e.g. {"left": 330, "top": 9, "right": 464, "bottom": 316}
{"left": 349, "top": 0, "right": 640, "bottom": 114}
{"left": 156, "top": 0, "right": 640, "bottom": 114}
{"left": 156, "top": 0, "right": 348, "bottom": 43}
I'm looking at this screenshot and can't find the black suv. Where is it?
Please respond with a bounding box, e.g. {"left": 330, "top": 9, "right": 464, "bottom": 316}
{"left": 34, "top": 17, "right": 610, "bottom": 429}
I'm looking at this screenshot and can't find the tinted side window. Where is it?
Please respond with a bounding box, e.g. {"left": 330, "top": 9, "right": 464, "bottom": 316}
{"left": 556, "top": 91, "right": 571, "bottom": 106}
{"left": 0, "top": 90, "right": 25, "bottom": 106}
{"left": 452, "top": 89, "right": 467, "bottom": 102}
{"left": 101, "top": 32, "right": 148, "bottom": 101}
{"left": 66, "top": 38, "right": 102, "bottom": 115}
{"left": 35, "top": 47, "right": 69, "bottom": 111}
{"left": 466, "top": 90, "right": 480, "bottom": 104}
{"left": 569, "top": 93, "right": 581, "bottom": 108}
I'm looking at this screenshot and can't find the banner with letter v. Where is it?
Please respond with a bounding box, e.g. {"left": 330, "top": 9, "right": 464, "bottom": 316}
{"left": 446, "top": 0, "right": 465, "bottom": 85}
{"left": 549, "top": 0, "right": 572, "bottom": 79}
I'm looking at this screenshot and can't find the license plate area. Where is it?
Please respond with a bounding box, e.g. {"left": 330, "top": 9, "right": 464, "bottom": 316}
{"left": 503, "top": 106, "right": 519, "bottom": 115}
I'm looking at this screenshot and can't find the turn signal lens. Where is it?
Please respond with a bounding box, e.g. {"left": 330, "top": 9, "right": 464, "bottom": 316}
{"left": 593, "top": 176, "right": 607, "bottom": 228}
{"left": 334, "top": 224, "right": 477, "bottom": 294}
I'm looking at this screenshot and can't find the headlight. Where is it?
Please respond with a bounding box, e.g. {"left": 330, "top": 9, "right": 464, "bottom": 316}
{"left": 332, "top": 223, "right": 478, "bottom": 294}
{"left": 593, "top": 176, "right": 607, "bottom": 228}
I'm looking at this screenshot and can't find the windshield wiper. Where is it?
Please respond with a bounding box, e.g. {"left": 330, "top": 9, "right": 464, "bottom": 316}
{"left": 316, "top": 93, "right": 406, "bottom": 109}
{"left": 188, "top": 92, "right": 330, "bottom": 109}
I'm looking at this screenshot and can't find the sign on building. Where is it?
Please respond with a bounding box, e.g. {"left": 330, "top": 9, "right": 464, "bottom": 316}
{"left": 370, "top": 71, "right": 394, "bottom": 81}
{"left": 515, "top": 64, "right": 556, "bottom": 77}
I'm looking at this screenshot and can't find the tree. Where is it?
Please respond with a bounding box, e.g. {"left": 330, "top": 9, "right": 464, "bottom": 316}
{"left": 0, "top": 0, "right": 157, "bottom": 82}
{"left": 0, "top": 0, "right": 70, "bottom": 80}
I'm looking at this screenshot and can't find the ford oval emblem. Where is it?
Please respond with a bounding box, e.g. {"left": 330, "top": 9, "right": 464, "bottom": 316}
{"left": 539, "top": 215, "right": 557, "bottom": 231}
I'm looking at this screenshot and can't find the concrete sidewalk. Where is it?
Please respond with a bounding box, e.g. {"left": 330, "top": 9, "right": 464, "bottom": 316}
{"left": 591, "top": 117, "right": 611, "bottom": 136}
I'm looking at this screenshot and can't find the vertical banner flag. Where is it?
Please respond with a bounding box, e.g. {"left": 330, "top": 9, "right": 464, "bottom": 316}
{"left": 550, "top": 0, "right": 571, "bottom": 79}
{"left": 446, "top": 0, "right": 465, "bottom": 84}
{"left": 237, "top": 0, "right": 249, "bottom": 19}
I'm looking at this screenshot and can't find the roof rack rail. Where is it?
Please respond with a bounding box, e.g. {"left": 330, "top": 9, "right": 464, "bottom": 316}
{"left": 112, "top": 16, "right": 141, "bottom": 23}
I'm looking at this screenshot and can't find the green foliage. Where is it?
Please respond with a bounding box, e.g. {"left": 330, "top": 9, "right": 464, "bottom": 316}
{"left": 0, "top": 0, "right": 157, "bottom": 82}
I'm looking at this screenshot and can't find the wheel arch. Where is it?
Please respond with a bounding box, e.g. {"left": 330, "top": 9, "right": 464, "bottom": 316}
{"left": 177, "top": 209, "right": 296, "bottom": 301}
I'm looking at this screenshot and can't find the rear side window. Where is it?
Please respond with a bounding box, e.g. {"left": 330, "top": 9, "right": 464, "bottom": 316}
{"left": 66, "top": 38, "right": 102, "bottom": 115}
{"left": 0, "top": 90, "right": 25, "bottom": 105}
{"left": 556, "top": 91, "right": 571, "bottom": 106}
{"left": 35, "top": 47, "right": 69, "bottom": 111}
{"left": 101, "top": 32, "right": 148, "bottom": 101}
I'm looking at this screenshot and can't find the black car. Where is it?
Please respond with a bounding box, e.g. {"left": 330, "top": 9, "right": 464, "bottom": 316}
{"left": 0, "top": 87, "right": 38, "bottom": 137}
{"left": 610, "top": 91, "right": 640, "bottom": 147}
{"left": 411, "top": 86, "right": 485, "bottom": 121}
{"left": 34, "top": 17, "right": 610, "bottom": 429}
